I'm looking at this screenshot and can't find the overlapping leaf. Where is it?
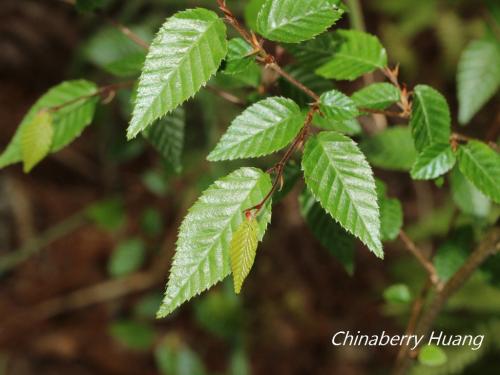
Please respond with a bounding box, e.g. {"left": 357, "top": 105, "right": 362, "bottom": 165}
{"left": 20, "top": 111, "right": 54, "bottom": 173}
{"left": 0, "top": 80, "right": 98, "bottom": 169}
{"left": 319, "top": 89, "right": 359, "bottom": 121}
{"left": 361, "top": 126, "right": 417, "bottom": 171}
{"left": 299, "top": 189, "right": 355, "bottom": 275}
{"left": 128, "top": 9, "right": 227, "bottom": 139}
{"left": 286, "top": 33, "right": 340, "bottom": 69}
{"left": 316, "top": 29, "right": 387, "bottom": 80}
{"left": 457, "top": 38, "right": 500, "bottom": 124}
{"left": 224, "top": 38, "right": 258, "bottom": 75}
{"left": 313, "top": 115, "right": 362, "bottom": 136}
{"left": 376, "top": 181, "right": 403, "bottom": 242}
{"left": 458, "top": 141, "right": 500, "bottom": 203}
{"left": 230, "top": 218, "right": 259, "bottom": 293}
{"left": 302, "top": 131, "right": 383, "bottom": 258}
{"left": 351, "top": 83, "right": 400, "bottom": 111}
{"left": 207, "top": 97, "right": 305, "bottom": 161}
{"left": 450, "top": 167, "right": 491, "bottom": 218}
{"left": 410, "top": 143, "right": 456, "bottom": 180}
{"left": 143, "top": 108, "right": 185, "bottom": 173}
{"left": 157, "top": 168, "right": 272, "bottom": 317}
{"left": 409, "top": 85, "right": 451, "bottom": 152}
{"left": 257, "top": 0, "right": 343, "bottom": 43}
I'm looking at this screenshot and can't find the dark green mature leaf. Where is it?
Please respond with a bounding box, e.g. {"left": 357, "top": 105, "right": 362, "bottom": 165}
{"left": 302, "top": 131, "right": 383, "bottom": 258}
{"left": 433, "top": 227, "right": 473, "bottom": 282}
{"left": 450, "top": 167, "right": 491, "bottom": 217}
{"left": 410, "top": 143, "right": 456, "bottom": 180}
{"left": 316, "top": 29, "right": 387, "bottom": 80}
{"left": 110, "top": 320, "right": 154, "bottom": 350}
{"left": 457, "top": 38, "right": 500, "bottom": 124}
{"left": 257, "top": 0, "right": 343, "bottom": 43}
{"left": 76, "top": 0, "right": 104, "bottom": 12}
{"left": 143, "top": 108, "right": 185, "bottom": 173}
{"left": 128, "top": 9, "right": 227, "bottom": 139}
{"left": 286, "top": 33, "right": 340, "bottom": 69}
{"left": 410, "top": 85, "right": 451, "bottom": 152}
{"left": 230, "top": 218, "right": 259, "bottom": 293}
{"left": 380, "top": 197, "right": 403, "bottom": 241}
{"left": 319, "top": 89, "right": 359, "bottom": 121}
{"left": 300, "top": 189, "right": 355, "bottom": 275}
{"left": 20, "top": 111, "right": 54, "bottom": 173}
{"left": 458, "top": 141, "right": 500, "bottom": 203}
{"left": 361, "top": 126, "right": 417, "bottom": 171}
{"left": 224, "top": 38, "right": 258, "bottom": 75}
{"left": 207, "top": 97, "right": 305, "bottom": 161}
{"left": 157, "top": 168, "right": 272, "bottom": 317}
{"left": 0, "top": 80, "right": 98, "bottom": 169}
{"left": 352, "top": 83, "right": 400, "bottom": 111}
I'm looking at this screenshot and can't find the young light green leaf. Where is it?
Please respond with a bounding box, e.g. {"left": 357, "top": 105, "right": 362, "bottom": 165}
{"left": 316, "top": 29, "right": 387, "bottom": 80}
{"left": 410, "top": 143, "right": 456, "bottom": 180}
{"left": 319, "top": 89, "right": 359, "bottom": 121}
{"left": 157, "top": 168, "right": 272, "bottom": 317}
{"left": 224, "top": 38, "right": 258, "bottom": 75}
{"left": 0, "top": 80, "right": 98, "bottom": 169}
{"left": 108, "top": 238, "right": 146, "bottom": 277}
{"left": 143, "top": 108, "right": 185, "bottom": 173}
{"left": 383, "top": 284, "right": 411, "bottom": 304}
{"left": 257, "top": 0, "right": 343, "bottom": 43}
{"left": 458, "top": 141, "right": 500, "bottom": 204}
{"left": 351, "top": 83, "right": 400, "bottom": 111}
{"left": 457, "top": 38, "right": 500, "bottom": 125}
{"left": 20, "top": 111, "right": 54, "bottom": 173}
{"left": 410, "top": 85, "right": 451, "bottom": 152}
{"left": 230, "top": 217, "right": 259, "bottom": 294}
{"left": 302, "top": 131, "right": 383, "bottom": 258}
{"left": 418, "top": 345, "right": 448, "bottom": 367}
{"left": 361, "top": 126, "right": 417, "bottom": 171}
{"left": 300, "top": 189, "right": 355, "bottom": 275}
{"left": 207, "top": 97, "right": 305, "bottom": 161}
{"left": 128, "top": 9, "right": 227, "bottom": 139}
{"left": 450, "top": 167, "right": 491, "bottom": 218}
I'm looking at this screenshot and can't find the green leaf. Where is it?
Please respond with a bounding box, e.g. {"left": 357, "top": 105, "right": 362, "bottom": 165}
{"left": 316, "top": 29, "right": 387, "bottom": 80}
{"left": 457, "top": 38, "right": 500, "bottom": 124}
{"left": 128, "top": 9, "right": 227, "bottom": 139}
{"left": 143, "top": 108, "right": 185, "bottom": 173}
{"left": 85, "top": 197, "right": 126, "bottom": 231}
{"left": 410, "top": 143, "right": 456, "bottom": 180}
{"left": 157, "top": 168, "right": 272, "bottom": 317}
{"left": 319, "top": 89, "right": 359, "bottom": 121}
{"left": 433, "top": 227, "right": 473, "bottom": 282}
{"left": 300, "top": 189, "right": 355, "bottom": 275}
{"left": 0, "top": 80, "right": 98, "bottom": 169}
{"left": 313, "top": 115, "right": 362, "bottom": 136}
{"left": 108, "top": 238, "right": 146, "bottom": 277}
{"left": 450, "top": 167, "right": 491, "bottom": 217}
{"left": 418, "top": 345, "right": 448, "bottom": 367}
{"left": 351, "top": 83, "right": 400, "bottom": 111}
{"left": 245, "top": 0, "right": 267, "bottom": 31}
{"left": 224, "top": 38, "right": 258, "bottom": 75}
{"left": 109, "top": 320, "right": 155, "bottom": 350}
{"left": 257, "top": 0, "right": 343, "bottom": 43}
{"left": 361, "top": 126, "right": 417, "bottom": 171}
{"left": 155, "top": 335, "right": 206, "bottom": 375}
{"left": 20, "top": 111, "right": 54, "bottom": 173}
{"left": 230, "top": 218, "right": 259, "bottom": 294}
{"left": 458, "top": 141, "right": 500, "bottom": 203}
{"left": 383, "top": 284, "right": 411, "bottom": 304}
{"left": 286, "top": 32, "right": 340, "bottom": 69}
{"left": 410, "top": 85, "right": 451, "bottom": 152}
{"left": 76, "top": 0, "right": 104, "bottom": 12}
{"left": 302, "top": 131, "right": 383, "bottom": 258}
{"left": 207, "top": 97, "right": 305, "bottom": 161}
{"left": 379, "top": 197, "right": 403, "bottom": 242}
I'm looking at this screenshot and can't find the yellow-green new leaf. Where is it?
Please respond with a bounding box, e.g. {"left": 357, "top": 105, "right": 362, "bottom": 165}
{"left": 128, "top": 9, "right": 227, "bottom": 139}
{"left": 157, "top": 168, "right": 272, "bottom": 317}
{"left": 230, "top": 218, "right": 259, "bottom": 294}
{"left": 21, "top": 111, "right": 54, "bottom": 172}
{"left": 302, "top": 131, "right": 383, "bottom": 258}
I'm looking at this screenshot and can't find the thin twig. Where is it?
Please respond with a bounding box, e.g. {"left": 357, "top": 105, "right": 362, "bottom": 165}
{"left": 206, "top": 86, "right": 246, "bottom": 107}
{"left": 398, "top": 230, "right": 441, "bottom": 287}
{"left": 106, "top": 18, "right": 150, "bottom": 50}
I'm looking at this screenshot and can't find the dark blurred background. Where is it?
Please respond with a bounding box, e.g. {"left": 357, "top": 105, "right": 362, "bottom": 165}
{"left": 0, "top": 0, "right": 499, "bottom": 374}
